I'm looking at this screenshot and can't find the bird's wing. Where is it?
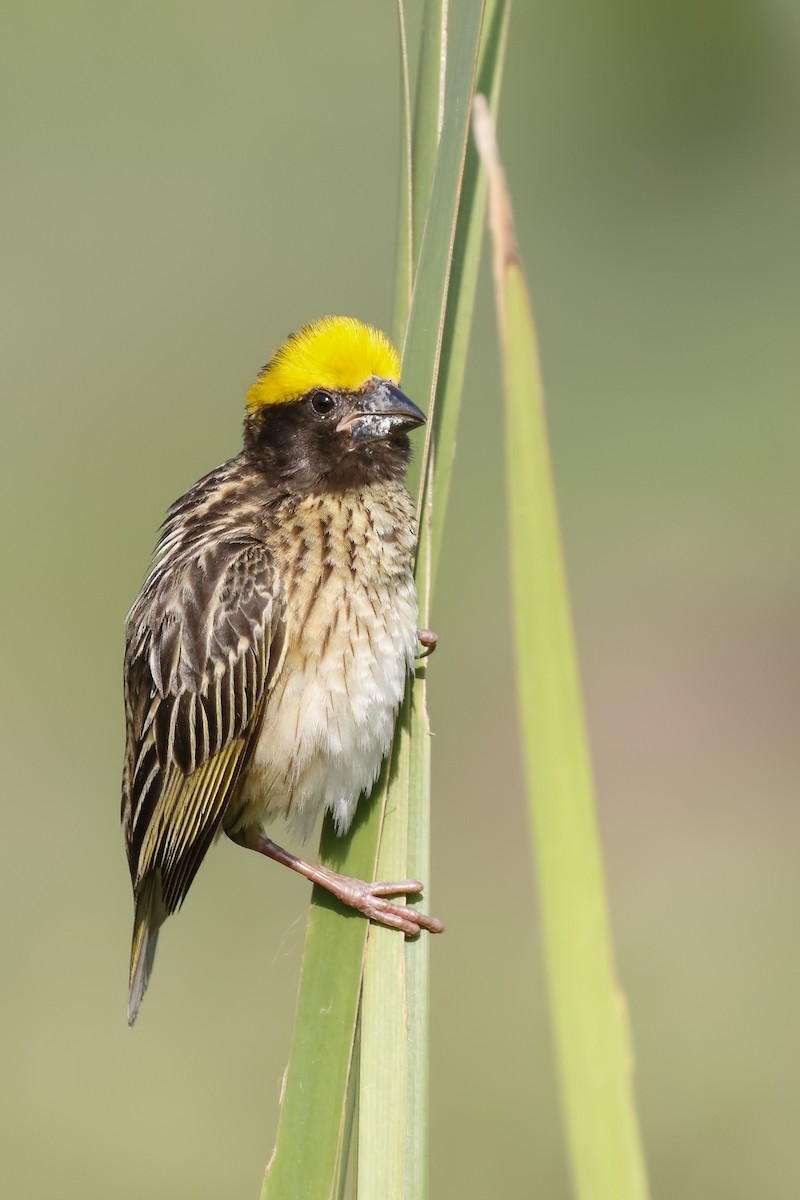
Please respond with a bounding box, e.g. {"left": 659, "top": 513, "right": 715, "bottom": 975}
{"left": 122, "top": 539, "right": 286, "bottom": 913}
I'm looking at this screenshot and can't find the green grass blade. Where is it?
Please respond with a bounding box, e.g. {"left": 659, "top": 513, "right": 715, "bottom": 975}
{"left": 428, "top": 0, "right": 510, "bottom": 584}
{"left": 260, "top": 792, "right": 384, "bottom": 1200}
{"left": 357, "top": 704, "right": 413, "bottom": 1200}
{"left": 359, "top": 5, "right": 486, "bottom": 1200}
{"left": 392, "top": 0, "right": 414, "bottom": 345}
{"left": 473, "top": 96, "right": 650, "bottom": 1200}
{"left": 410, "top": 0, "right": 445, "bottom": 280}
{"left": 402, "top": 0, "right": 485, "bottom": 500}
{"left": 401, "top": 11, "right": 507, "bottom": 1193}
{"left": 400, "top": 685, "right": 432, "bottom": 1200}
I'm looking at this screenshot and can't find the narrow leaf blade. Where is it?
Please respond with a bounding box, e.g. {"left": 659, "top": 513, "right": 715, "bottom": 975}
{"left": 474, "top": 96, "right": 650, "bottom": 1200}
{"left": 359, "top": 6, "right": 486, "bottom": 1200}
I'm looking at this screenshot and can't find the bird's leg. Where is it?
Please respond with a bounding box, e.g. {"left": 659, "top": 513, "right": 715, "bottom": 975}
{"left": 417, "top": 627, "right": 438, "bottom": 658}
{"left": 230, "top": 828, "right": 445, "bottom": 936}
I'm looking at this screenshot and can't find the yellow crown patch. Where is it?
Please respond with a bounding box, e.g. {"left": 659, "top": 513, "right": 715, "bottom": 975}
{"left": 247, "top": 316, "right": 402, "bottom": 409}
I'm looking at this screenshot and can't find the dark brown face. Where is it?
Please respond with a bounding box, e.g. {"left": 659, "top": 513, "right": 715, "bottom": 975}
{"left": 243, "top": 378, "right": 426, "bottom": 494}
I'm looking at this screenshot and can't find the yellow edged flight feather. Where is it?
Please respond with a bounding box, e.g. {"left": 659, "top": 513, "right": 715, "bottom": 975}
{"left": 247, "top": 316, "right": 401, "bottom": 409}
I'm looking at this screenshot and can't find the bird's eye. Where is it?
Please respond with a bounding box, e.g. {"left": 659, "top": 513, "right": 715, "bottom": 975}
{"left": 310, "top": 390, "right": 335, "bottom": 415}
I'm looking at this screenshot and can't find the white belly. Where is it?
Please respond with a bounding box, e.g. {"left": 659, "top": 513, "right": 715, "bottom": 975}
{"left": 238, "top": 567, "right": 418, "bottom": 838}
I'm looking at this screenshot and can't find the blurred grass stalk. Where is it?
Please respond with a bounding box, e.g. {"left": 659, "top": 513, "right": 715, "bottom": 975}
{"left": 261, "top": 3, "right": 507, "bottom": 1198}
{"left": 473, "top": 95, "right": 649, "bottom": 1200}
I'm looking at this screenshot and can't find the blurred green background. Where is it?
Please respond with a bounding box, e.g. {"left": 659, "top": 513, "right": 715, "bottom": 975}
{"left": 3, "top": 1, "right": 799, "bottom": 1196}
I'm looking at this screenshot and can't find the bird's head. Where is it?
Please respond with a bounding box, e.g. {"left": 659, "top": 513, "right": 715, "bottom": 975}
{"left": 243, "top": 317, "right": 425, "bottom": 492}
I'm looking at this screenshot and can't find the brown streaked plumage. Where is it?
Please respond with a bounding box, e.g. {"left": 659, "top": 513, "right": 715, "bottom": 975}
{"left": 122, "top": 317, "right": 443, "bottom": 1024}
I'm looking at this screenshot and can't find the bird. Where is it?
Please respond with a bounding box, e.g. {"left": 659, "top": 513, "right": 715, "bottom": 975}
{"left": 121, "top": 315, "right": 443, "bottom": 1025}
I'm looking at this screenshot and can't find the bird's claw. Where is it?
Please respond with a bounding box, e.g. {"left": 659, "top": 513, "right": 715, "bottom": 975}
{"left": 333, "top": 875, "right": 445, "bottom": 936}
{"left": 417, "top": 628, "right": 438, "bottom": 659}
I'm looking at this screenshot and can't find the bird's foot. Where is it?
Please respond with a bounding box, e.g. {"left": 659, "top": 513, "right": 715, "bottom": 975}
{"left": 315, "top": 871, "right": 445, "bottom": 936}
{"left": 233, "top": 829, "right": 444, "bottom": 936}
{"left": 417, "top": 627, "right": 438, "bottom": 658}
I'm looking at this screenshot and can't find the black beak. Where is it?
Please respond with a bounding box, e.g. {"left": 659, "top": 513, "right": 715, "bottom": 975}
{"left": 336, "top": 379, "right": 426, "bottom": 444}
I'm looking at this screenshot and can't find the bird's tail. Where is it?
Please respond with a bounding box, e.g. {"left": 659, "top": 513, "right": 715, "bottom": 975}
{"left": 128, "top": 872, "right": 166, "bottom": 1026}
